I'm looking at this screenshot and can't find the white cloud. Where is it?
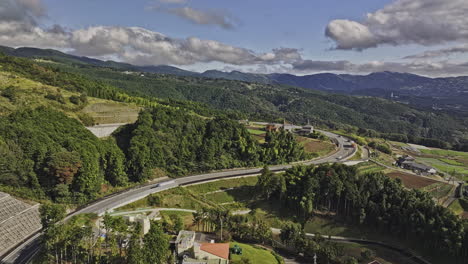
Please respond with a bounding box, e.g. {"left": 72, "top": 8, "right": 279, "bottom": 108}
{"left": 326, "top": 0, "right": 468, "bottom": 50}
{"left": 166, "top": 7, "right": 236, "bottom": 29}
{"left": 292, "top": 59, "right": 468, "bottom": 77}
{"left": 404, "top": 44, "right": 468, "bottom": 60}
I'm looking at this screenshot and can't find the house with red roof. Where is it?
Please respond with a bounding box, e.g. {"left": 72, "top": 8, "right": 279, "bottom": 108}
{"left": 190, "top": 242, "right": 229, "bottom": 264}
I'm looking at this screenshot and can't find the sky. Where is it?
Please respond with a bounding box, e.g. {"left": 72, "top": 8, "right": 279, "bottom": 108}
{"left": 1, "top": 0, "right": 468, "bottom": 76}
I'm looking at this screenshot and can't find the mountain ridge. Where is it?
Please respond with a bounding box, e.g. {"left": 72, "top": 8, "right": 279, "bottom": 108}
{"left": 2, "top": 45, "right": 468, "bottom": 112}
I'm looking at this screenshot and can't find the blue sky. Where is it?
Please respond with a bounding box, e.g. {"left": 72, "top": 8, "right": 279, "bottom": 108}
{"left": 2, "top": 0, "right": 468, "bottom": 76}
{"left": 43, "top": 0, "right": 391, "bottom": 60}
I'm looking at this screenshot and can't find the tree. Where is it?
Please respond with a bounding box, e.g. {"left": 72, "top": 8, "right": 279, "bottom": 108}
{"left": 143, "top": 222, "right": 170, "bottom": 264}
{"left": 69, "top": 95, "right": 81, "bottom": 105}
{"left": 172, "top": 214, "right": 184, "bottom": 234}
{"left": 1, "top": 86, "right": 17, "bottom": 101}
{"left": 39, "top": 203, "right": 66, "bottom": 230}
{"left": 47, "top": 151, "right": 82, "bottom": 185}
{"left": 257, "top": 166, "right": 274, "bottom": 199}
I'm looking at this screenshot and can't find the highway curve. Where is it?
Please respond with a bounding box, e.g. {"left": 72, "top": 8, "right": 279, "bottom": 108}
{"left": 1, "top": 130, "right": 356, "bottom": 264}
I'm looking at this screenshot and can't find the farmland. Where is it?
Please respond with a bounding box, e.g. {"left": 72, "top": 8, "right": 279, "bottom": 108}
{"left": 386, "top": 171, "right": 438, "bottom": 189}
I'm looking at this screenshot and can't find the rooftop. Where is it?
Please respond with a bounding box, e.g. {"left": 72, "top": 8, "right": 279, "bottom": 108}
{"left": 176, "top": 230, "right": 196, "bottom": 246}
{"left": 200, "top": 243, "right": 230, "bottom": 260}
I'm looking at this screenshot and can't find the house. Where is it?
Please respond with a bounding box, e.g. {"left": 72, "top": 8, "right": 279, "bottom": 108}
{"left": 397, "top": 156, "right": 437, "bottom": 175}
{"left": 296, "top": 124, "right": 314, "bottom": 136}
{"left": 176, "top": 230, "right": 196, "bottom": 257}
{"left": 265, "top": 123, "right": 280, "bottom": 132}
{"left": 123, "top": 215, "right": 151, "bottom": 235}
{"left": 182, "top": 257, "right": 228, "bottom": 264}
{"left": 282, "top": 124, "right": 297, "bottom": 132}
{"left": 193, "top": 242, "right": 230, "bottom": 263}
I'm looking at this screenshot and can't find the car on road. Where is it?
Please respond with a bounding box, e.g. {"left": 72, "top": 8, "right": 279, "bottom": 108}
{"left": 153, "top": 180, "right": 176, "bottom": 188}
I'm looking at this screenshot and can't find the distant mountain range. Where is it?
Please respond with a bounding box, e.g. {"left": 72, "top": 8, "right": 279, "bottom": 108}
{"left": 2, "top": 45, "right": 468, "bottom": 112}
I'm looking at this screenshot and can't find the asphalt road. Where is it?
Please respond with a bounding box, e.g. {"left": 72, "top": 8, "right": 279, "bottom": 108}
{"left": 1, "top": 129, "right": 355, "bottom": 264}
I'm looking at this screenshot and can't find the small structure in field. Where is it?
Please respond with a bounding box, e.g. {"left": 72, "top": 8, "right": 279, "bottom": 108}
{"left": 396, "top": 155, "right": 437, "bottom": 175}
{"left": 265, "top": 123, "right": 280, "bottom": 132}
{"left": 176, "top": 230, "right": 196, "bottom": 257}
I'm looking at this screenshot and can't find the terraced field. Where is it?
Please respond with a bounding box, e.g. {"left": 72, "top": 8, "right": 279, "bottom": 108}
{"left": 0, "top": 71, "right": 140, "bottom": 125}
{"left": 356, "top": 162, "right": 386, "bottom": 175}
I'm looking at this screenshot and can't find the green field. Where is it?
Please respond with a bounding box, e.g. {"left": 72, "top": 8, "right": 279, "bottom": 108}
{"left": 421, "top": 149, "right": 468, "bottom": 159}
{"left": 159, "top": 210, "right": 194, "bottom": 229}
{"left": 229, "top": 242, "right": 280, "bottom": 264}
{"left": 187, "top": 177, "right": 258, "bottom": 194}
{"left": 0, "top": 70, "right": 140, "bottom": 124}
{"left": 427, "top": 184, "right": 454, "bottom": 200}
{"left": 247, "top": 128, "right": 266, "bottom": 135}
{"left": 355, "top": 162, "right": 386, "bottom": 175}
{"left": 449, "top": 200, "right": 465, "bottom": 216}
{"left": 296, "top": 136, "right": 336, "bottom": 157}
{"left": 439, "top": 158, "right": 464, "bottom": 166}
{"left": 417, "top": 157, "right": 468, "bottom": 177}
{"left": 116, "top": 177, "right": 259, "bottom": 212}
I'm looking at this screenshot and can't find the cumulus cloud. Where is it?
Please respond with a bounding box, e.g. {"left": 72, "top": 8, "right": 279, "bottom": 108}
{"left": 66, "top": 26, "right": 302, "bottom": 66}
{"left": 0, "top": 0, "right": 303, "bottom": 66}
{"left": 0, "top": 0, "right": 45, "bottom": 24}
{"left": 326, "top": 0, "right": 468, "bottom": 50}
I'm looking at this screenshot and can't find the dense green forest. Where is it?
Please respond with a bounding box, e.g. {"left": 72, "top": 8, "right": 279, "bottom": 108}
{"left": 0, "top": 106, "right": 305, "bottom": 203}
{"left": 37, "top": 204, "right": 171, "bottom": 264}
{"left": 0, "top": 108, "right": 128, "bottom": 203}
{"left": 25, "top": 55, "right": 468, "bottom": 150}
{"left": 257, "top": 164, "right": 468, "bottom": 262}
{"left": 116, "top": 107, "right": 306, "bottom": 180}
{"left": 0, "top": 53, "right": 233, "bottom": 118}
{"left": 1, "top": 52, "right": 467, "bottom": 149}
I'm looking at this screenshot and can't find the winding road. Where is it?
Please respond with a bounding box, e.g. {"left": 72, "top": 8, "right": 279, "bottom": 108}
{"left": 0, "top": 129, "right": 356, "bottom": 264}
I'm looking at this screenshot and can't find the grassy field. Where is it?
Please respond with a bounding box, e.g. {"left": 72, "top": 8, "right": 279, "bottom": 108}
{"left": 439, "top": 158, "right": 464, "bottom": 166}
{"left": 304, "top": 216, "right": 365, "bottom": 237}
{"left": 339, "top": 242, "right": 418, "bottom": 264}
{"left": 0, "top": 71, "right": 140, "bottom": 125}
{"left": 449, "top": 200, "right": 465, "bottom": 216}
{"left": 296, "top": 136, "right": 336, "bottom": 156}
{"left": 417, "top": 157, "right": 468, "bottom": 179}
{"left": 229, "top": 242, "right": 280, "bottom": 264}
{"left": 355, "top": 162, "right": 386, "bottom": 175}
{"left": 187, "top": 177, "right": 258, "bottom": 194}
{"left": 421, "top": 149, "right": 468, "bottom": 159}
{"left": 159, "top": 210, "right": 194, "bottom": 229}
{"left": 82, "top": 100, "right": 140, "bottom": 124}
{"left": 116, "top": 177, "right": 259, "bottom": 212}
{"left": 247, "top": 128, "right": 266, "bottom": 135}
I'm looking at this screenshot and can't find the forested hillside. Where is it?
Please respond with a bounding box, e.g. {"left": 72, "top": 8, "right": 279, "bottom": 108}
{"left": 0, "top": 108, "right": 127, "bottom": 203}
{"left": 53, "top": 62, "right": 468, "bottom": 150}
{"left": 257, "top": 164, "right": 468, "bottom": 262}
{"left": 116, "top": 107, "right": 305, "bottom": 180}
{"left": 0, "top": 55, "right": 306, "bottom": 203}
{"left": 1, "top": 51, "right": 467, "bottom": 150}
